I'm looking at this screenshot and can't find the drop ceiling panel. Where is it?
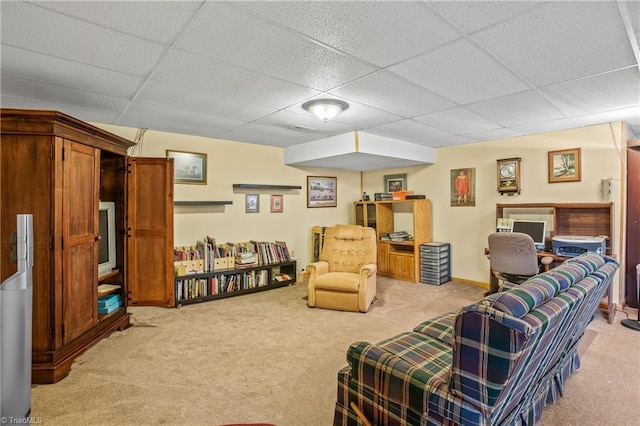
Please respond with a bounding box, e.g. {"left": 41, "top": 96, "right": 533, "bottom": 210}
{"left": 366, "top": 120, "right": 452, "bottom": 145}
{"left": 426, "top": 135, "right": 479, "bottom": 148}
{"left": 414, "top": 107, "right": 502, "bottom": 134}
{"left": 228, "top": 122, "right": 325, "bottom": 147}
{"left": 236, "top": 1, "right": 462, "bottom": 68}
{"left": 137, "top": 80, "right": 277, "bottom": 122}
{"left": 1, "top": 95, "right": 121, "bottom": 124}
{"left": 471, "top": 2, "right": 636, "bottom": 87}
{"left": 1, "top": 75, "right": 130, "bottom": 112}
{"left": 460, "top": 128, "right": 523, "bottom": 142}
{"left": 540, "top": 67, "right": 640, "bottom": 117}
{"left": 31, "top": 0, "right": 202, "bottom": 44}
{"left": 154, "top": 49, "right": 319, "bottom": 108}
{"left": 0, "top": 45, "right": 143, "bottom": 99}
{"left": 570, "top": 106, "right": 640, "bottom": 128}
{"left": 328, "top": 71, "right": 456, "bottom": 117}
{"left": 389, "top": 38, "right": 530, "bottom": 104}
{"left": 466, "top": 90, "right": 566, "bottom": 127}
{"left": 0, "top": 2, "right": 166, "bottom": 76}
{"left": 429, "top": 1, "right": 543, "bottom": 34}
{"left": 510, "top": 118, "right": 583, "bottom": 136}
{"left": 176, "top": 2, "right": 375, "bottom": 91}
{"left": 254, "top": 110, "right": 354, "bottom": 135}
{"left": 120, "top": 102, "right": 248, "bottom": 134}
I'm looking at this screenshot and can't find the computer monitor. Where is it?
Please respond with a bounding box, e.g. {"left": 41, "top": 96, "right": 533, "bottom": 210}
{"left": 511, "top": 220, "right": 547, "bottom": 250}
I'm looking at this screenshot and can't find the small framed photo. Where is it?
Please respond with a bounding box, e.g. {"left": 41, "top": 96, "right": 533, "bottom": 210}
{"left": 548, "top": 148, "right": 581, "bottom": 183}
{"left": 271, "top": 195, "right": 283, "bottom": 213}
{"left": 307, "top": 176, "right": 337, "bottom": 208}
{"left": 384, "top": 173, "right": 407, "bottom": 193}
{"left": 245, "top": 194, "right": 259, "bottom": 213}
{"left": 166, "top": 150, "right": 207, "bottom": 185}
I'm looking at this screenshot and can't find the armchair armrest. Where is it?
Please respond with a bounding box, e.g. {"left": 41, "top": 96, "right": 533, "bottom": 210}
{"left": 359, "top": 263, "right": 377, "bottom": 277}
{"left": 306, "top": 261, "right": 328, "bottom": 278}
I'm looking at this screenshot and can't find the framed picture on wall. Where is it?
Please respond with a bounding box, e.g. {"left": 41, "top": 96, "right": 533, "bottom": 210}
{"left": 245, "top": 194, "right": 259, "bottom": 213}
{"left": 307, "top": 176, "right": 337, "bottom": 208}
{"left": 271, "top": 195, "right": 283, "bottom": 213}
{"left": 450, "top": 167, "right": 476, "bottom": 206}
{"left": 548, "top": 148, "right": 581, "bottom": 183}
{"left": 383, "top": 173, "right": 407, "bottom": 193}
{"left": 166, "top": 150, "right": 207, "bottom": 185}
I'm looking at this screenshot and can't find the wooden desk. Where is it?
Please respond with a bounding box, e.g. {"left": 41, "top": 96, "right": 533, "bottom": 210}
{"left": 484, "top": 248, "right": 616, "bottom": 323}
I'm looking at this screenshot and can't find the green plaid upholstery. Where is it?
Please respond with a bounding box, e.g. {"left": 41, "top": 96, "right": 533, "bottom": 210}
{"left": 334, "top": 253, "right": 619, "bottom": 426}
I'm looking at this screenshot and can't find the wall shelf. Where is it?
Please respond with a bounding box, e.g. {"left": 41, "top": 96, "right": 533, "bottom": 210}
{"left": 174, "top": 201, "right": 233, "bottom": 206}
{"left": 232, "top": 184, "right": 301, "bottom": 190}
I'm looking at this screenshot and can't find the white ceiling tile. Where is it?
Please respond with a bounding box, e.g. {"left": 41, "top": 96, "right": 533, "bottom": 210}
{"left": 236, "top": 1, "right": 461, "bottom": 68}
{"left": 228, "top": 122, "right": 324, "bottom": 147}
{"left": 571, "top": 106, "right": 640, "bottom": 128}
{"left": 1, "top": 75, "right": 130, "bottom": 112}
{"left": 1, "top": 95, "right": 121, "bottom": 124}
{"left": 176, "top": 2, "right": 375, "bottom": 91}
{"left": 389, "top": 38, "right": 529, "bottom": 104}
{"left": 471, "top": 1, "right": 637, "bottom": 86}
{"left": 414, "top": 107, "right": 502, "bottom": 134}
{"left": 366, "top": 119, "right": 452, "bottom": 145}
{"left": 0, "top": 45, "right": 143, "bottom": 98}
{"left": 32, "top": 1, "right": 202, "bottom": 44}
{"left": 429, "top": 1, "right": 543, "bottom": 34}
{"left": 328, "top": 71, "right": 456, "bottom": 117}
{"left": 154, "top": 49, "right": 319, "bottom": 108}
{"left": 466, "top": 90, "right": 566, "bottom": 127}
{"left": 460, "top": 128, "right": 523, "bottom": 143}
{"left": 120, "top": 102, "right": 248, "bottom": 133}
{"left": 0, "top": 2, "right": 166, "bottom": 76}
{"left": 510, "top": 118, "right": 583, "bottom": 136}
{"left": 426, "top": 135, "right": 479, "bottom": 148}
{"left": 540, "top": 67, "right": 640, "bottom": 117}
{"left": 137, "top": 80, "right": 278, "bottom": 122}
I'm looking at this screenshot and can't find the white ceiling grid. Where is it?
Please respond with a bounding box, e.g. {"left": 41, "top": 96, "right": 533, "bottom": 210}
{"left": 1, "top": 1, "right": 638, "bottom": 170}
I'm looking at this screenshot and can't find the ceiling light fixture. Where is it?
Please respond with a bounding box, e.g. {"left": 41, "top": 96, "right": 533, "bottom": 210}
{"left": 302, "top": 99, "right": 349, "bottom": 122}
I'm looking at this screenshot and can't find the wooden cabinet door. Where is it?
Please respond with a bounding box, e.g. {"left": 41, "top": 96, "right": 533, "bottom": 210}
{"left": 126, "top": 158, "right": 174, "bottom": 306}
{"left": 62, "top": 139, "right": 100, "bottom": 344}
{"left": 389, "top": 253, "right": 414, "bottom": 280}
{"left": 377, "top": 242, "right": 389, "bottom": 273}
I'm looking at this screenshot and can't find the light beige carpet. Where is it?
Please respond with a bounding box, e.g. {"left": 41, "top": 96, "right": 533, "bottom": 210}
{"left": 29, "top": 278, "right": 639, "bottom": 425}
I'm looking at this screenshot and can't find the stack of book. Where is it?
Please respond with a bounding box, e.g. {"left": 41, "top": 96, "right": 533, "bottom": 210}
{"left": 381, "top": 231, "right": 413, "bottom": 242}
{"left": 98, "top": 294, "right": 121, "bottom": 314}
{"left": 374, "top": 192, "right": 393, "bottom": 201}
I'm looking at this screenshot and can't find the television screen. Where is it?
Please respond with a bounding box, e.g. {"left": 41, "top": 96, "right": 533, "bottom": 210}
{"left": 98, "top": 209, "right": 110, "bottom": 264}
{"left": 511, "top": 220, "right": 546, "bottom": 246}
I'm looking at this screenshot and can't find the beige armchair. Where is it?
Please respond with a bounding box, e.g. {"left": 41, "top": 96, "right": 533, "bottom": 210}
{"left": 306, "top": 224, "right": 377, "bottom": 313}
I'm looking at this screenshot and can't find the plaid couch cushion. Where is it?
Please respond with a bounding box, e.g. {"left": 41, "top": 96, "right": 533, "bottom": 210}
{"left": 412, "top": 311, "right": 457, "bottom": 345}
{"left": 488, "top": 274, "right": 562, "bottom": 318}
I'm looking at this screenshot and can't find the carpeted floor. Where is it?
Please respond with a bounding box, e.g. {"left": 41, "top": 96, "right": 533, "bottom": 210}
{"left": 30, "top": 278, "right": 640, "bottom": 425}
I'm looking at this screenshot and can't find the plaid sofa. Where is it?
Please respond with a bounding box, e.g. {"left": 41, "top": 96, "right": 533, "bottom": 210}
{"left": 334, "top": 253, "right": 619, "bottom": 426}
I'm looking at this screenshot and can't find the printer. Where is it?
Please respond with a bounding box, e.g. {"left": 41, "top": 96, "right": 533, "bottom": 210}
{"left": 552, "top": 235, "right": 606, "bottom": 257}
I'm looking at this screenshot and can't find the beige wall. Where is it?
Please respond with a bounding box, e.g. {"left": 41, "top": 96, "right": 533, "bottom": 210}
{"left": 95, "top": 124, "right": 360, "bottom": 273}
{"left": 363, "top": 122, "right": 625, "bottom": 302}
{"left": 96, "top": 121, "right": 626, "bottom": 302}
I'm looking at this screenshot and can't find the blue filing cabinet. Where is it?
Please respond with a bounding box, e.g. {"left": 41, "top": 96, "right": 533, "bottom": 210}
{"left": 419, "top": 242, "right": 451, "bottom": 285}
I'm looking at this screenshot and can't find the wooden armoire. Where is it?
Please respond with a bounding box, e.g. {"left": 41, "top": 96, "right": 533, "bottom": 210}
{"left": 0, "top": 109, "right": 174, "bottom": 383}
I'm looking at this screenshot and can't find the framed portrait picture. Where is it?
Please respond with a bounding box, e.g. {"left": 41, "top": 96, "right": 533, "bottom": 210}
{"left": 450, "top": 167, "right": 476, "bottom": 207}
{"left": 307, "top": 176, "right": 337, "bottom": 208}
{"left": 548, "top": 148, "right": 581, "bottom": 183}
{"left": 245, "top": 194, "right": 259, "bottom": 213}
{"left": 166, "top": 150, "right": 207, "bottom": 185}
{"left": 270, "top": 195, "right": 283, "bottom": 213}
{"left": 383, "top": 174, "right": 407, "bottom": 193}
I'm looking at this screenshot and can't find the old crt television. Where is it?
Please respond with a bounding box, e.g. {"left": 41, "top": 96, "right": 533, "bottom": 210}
{"left": 511, "top": 220, "right": 547, "bottom": 251}
{"left": 98, "top": 201, "right": 116, "bottom": 278}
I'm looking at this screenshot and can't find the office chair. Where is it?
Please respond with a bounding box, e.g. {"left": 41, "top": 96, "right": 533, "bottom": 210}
{"left": 487, "top": 232, "right": 553, "bottom": 290}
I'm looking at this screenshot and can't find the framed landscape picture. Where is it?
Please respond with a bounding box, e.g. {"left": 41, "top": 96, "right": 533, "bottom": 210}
{"left": 307, "top": 176, "right": 337, "bottom": 208}
{"left": 548, "top": 148, "right": 581, "bottom": 183}
{"left": 166, "top": 150, "right": 207, "bottom": 185}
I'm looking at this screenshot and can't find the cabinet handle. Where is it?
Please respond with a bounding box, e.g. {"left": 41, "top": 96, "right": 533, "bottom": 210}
{"left": 95, "top": 235, "right": 102, "bottom": 242}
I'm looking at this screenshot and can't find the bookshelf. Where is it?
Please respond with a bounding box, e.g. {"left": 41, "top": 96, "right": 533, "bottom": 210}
{"left": 174, "top": 260, "right": 296, "bottom": 307}
{"left": 354, "top": 199, "right": 432, "bottom": 282}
